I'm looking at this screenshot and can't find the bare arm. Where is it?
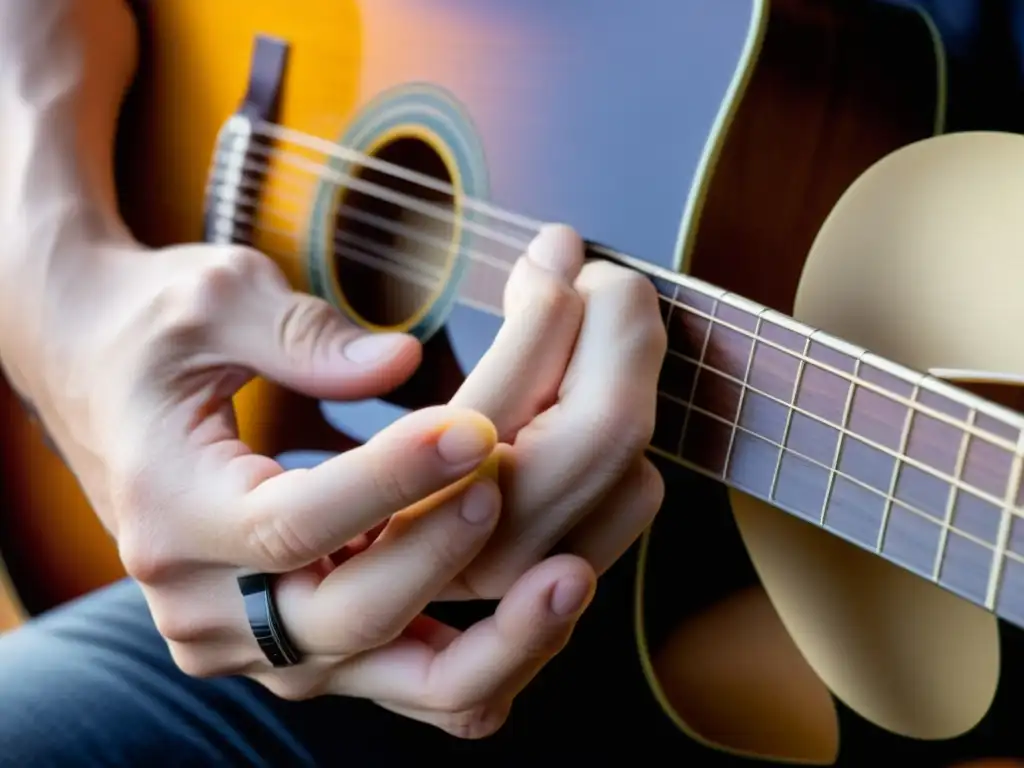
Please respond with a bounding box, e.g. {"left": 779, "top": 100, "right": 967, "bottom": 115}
{"left": 0, "top": 0, "right": 138, "bottom": 394}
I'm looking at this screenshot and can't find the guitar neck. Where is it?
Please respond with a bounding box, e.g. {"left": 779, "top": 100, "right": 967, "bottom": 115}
{"left": 440, "top": 234, "right": 1024, "bottom": 625}
{"left": 601, "top": 247, "right": 1024, "bottom": 627}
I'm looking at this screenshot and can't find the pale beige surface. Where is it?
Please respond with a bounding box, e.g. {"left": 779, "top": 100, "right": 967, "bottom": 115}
{"left": 733, "top": 131, "right": 1024, "bottom": 738}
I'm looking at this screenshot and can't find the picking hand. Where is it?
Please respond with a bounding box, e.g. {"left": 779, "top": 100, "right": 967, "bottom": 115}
{"left": 0, "top": 232, "right": 597, "bottom": 739}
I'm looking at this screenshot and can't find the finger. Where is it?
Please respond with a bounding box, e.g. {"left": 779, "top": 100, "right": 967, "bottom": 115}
{"left": 329, "top": 554, "right": 596, "bottom": 709}
{"left": 190, "top": 245, "right": 423, "bottom": 401}
{"left": 260, "top": 292, "right": 423, "bottom": 401}
{"left": 559, "top": 456, "right": 665, "bottom": 576}
{"left": 450, "top": 224, "right": 585, "bottom": 436}
{"left": 462, "top": 261, "right": 666, "bottom": 595}
{"left": 276, "top": 479, "right": 501, "bottom": 654}
{"left": 139, "top": 568, "right": 269, "bottom": 679}
{"left": 375, "top": 699, "right": 514, "bottom": 741}
{"left": 206, "top": 405, "right": 499, "bottom": 571}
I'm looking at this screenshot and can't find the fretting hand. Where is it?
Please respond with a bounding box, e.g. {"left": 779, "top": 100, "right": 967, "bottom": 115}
{"left": 444, "top": 224, "right": 667, "bottom": 599}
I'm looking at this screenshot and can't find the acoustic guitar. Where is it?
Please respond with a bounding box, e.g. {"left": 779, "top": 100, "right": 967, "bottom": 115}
{"left": 1, "top": 0, "right": 991, "bottom": 761}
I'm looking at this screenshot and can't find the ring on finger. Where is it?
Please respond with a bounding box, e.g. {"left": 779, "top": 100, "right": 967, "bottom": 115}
{"left": 238, "top": 573, "right": 303, "bottom": 668}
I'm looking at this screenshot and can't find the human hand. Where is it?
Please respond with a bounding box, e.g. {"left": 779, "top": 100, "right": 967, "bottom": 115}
{"left": 443, "top": 225, "right": 668, "bottom": 600}
{"left": 0, "top": 233, "right": 596, "bottom": 738}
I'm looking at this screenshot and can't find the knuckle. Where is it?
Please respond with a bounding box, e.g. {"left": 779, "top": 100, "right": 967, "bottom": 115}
{"left": 523, "top": 622, "right": 574, "bottom": 662}
{"left": 616, "top": 273, "right": 668, "bottom": 350}
{"left": 583, "top": 264, "right": 667, "bottom": 350}
{"left": 636, "top": 458, "right": 666, "bottom": 515}
{"left": 337, "top": 609, "right": 403, "bottom": 656}
{"left": 436, "top": 703, "right": 511, "bottom": 740}
{"left": 151, "top": 247, "right": 273, "bottom": 340}
{"left": 275, "top": 296, "right": 341, "bottom": 366}
{"left": 219, "top": 245, "right": 274, "bottom": 280}
{"left": 506, "top": 258, "right": 575, "bottom": 321}
{"left": 152, "top": 607, "right": 194, "bottom": 644}
{"left": 529, "top": 283, "right": 575, "bottom": 328}
{"left": 259, "top": 675, "right": 319, "bottom": 702}
{"left": 368, "top": 458, "right": 419, "bottom": 511}
{"left": 118, "top": 527, "right": 183, "bottom": 585}
{"left": 617, "top": 268, "right": 662, "bottom": 312}
{"left": 150, "top": 282, "right": 210, "bottom": 346}
{"left": 190, "top": 249, "right": 255, "bottom": 302}
{"left": 167, "top": 644, "right": 223, "bottom": 680}
{"left": 245, "top": 512, "right": 321, "bottom": 571}
{"left": 150, "top": 603, "right": 218, "bottom": 645}
{"left": 630, "top": 395, "right": 659, "bottom": 452}
{"left": 339, "top": 618, "right": 395, "bottom": 655}
{"left": 420, "top": 533, "right": 467, "bottom": 579}
{"left": 422, "top": 683, "right": 476, "bottom": 716}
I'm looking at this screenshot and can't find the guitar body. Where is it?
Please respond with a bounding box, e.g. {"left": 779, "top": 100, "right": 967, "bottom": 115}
{"left": 651, "top": 129, "right": 1024, "bottom": 763}
{"left": 0, "top": 0, "right": 961, "bottom": 762}
{"left": 742, "top": 130, "right": 1024, "bottom": 750}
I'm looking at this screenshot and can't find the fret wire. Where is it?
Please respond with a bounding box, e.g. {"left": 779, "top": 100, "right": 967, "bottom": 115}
{"left": 987, "top": 430, "right": 1024, "bottom": 609}
{"left": 817, "top": 355, "right": 863, "bottom": 526}
{"left": 674, "top": 297, "right": 718, "bottom": 457}
{"left": 874, "top": 383, "right": 920, "bottom": 553}
{"left": 661, "top": 351, "right": 1013, "bottom": 514}
{"left": 768, "top": 335, "right": 812, "bottom": 502}
{"left": 932, "top": 408, "right": 976, "bottom": 581}
{"left": 721, "top": 310, "right": 764, "bottom": 479}
{"left": 661, "top": 283, "right": 680, "bottom": 340}
{"left": 649, "top": 396, "right": 1001, "bottom": 558}
{"left": 660, "top": 292, "right": 1023, "bottom": 455}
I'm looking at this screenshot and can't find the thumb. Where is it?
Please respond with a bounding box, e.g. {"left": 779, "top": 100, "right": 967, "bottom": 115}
{"left": 229, "top": 288, "right": 422, "bottom": 402}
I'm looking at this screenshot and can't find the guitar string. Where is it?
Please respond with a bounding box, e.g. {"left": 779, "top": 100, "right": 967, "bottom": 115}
{"left": 208, "top": 171, "right": 515, "bottom": 286}
{"left": 208, "top": 165, "right": 1024, "bottom": 478}
{"left": 226, "top": 120, "right": 1024, "bottom": 444}
{"left": 233, "top": 116, "right": 1024, "bottom": 452}
{"left": 246, "top": 119, "right": 545, "bottom": 236}
{"left": 230, "top": 203, "right": 1024, "bottom": 583}
{"left": 212, "top": 121, "right": 1024, "bottom": 594}
{"left": 211, "top": 140, "right": 532, "bottom": 252}
{"left": 215, "top": 197, "right": 1024, "bottom": 547}
{"left": 205, "top": 153, "right": 1024, "bottom": 459}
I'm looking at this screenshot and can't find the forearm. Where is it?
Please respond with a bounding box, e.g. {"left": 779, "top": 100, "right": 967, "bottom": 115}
{"left": 0, "top": 0, "right": 139, "bottom": 414}
{"left": 0, "top": 0, "right": 139, "bottom": 262}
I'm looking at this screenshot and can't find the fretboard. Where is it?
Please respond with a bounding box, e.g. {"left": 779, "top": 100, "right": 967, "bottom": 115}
{"left": 444, "top": 238, "right": 1024, "bottom": 627}
{"left": 618, "top": 254, "right": 1024, "bottom": 629}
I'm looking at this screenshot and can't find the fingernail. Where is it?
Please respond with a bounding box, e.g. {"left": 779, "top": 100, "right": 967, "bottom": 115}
{"left": 343, "top": 333, "right": 409, "bottom": 363}
{"left": 527, "top": 224, "right": 583, "bottom": 277}
{"left": 436, "top": 415, "right": 496, "bottom": 466}
{"left": 459, "top": 480, "right": 499, "bottom": 524}
{"left": 549, "top": 576, "right": 593, "bottom": 617}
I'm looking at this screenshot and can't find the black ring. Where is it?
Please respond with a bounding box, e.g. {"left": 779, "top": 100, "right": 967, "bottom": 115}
{"left": 237, "top": 573, "right": 302, "bottom": 668}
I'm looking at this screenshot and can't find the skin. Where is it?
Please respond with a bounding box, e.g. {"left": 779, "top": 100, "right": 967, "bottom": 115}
{"left": 0, "top": 0, "right": 667, "bottom": 740}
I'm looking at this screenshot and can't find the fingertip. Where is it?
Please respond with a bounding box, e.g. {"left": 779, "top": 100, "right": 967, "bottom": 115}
{"left": 495, "top": 554, "right": 595, "bottom": 633}
{"left": 545, "top": 555, "right": 597, "bottom": 618}
{"left": 549, "top": 575, "right": 594, "bottom": 617}
{"left": 342, "top": 331, "right": 417, "bottom": 365}
{"left": 527, "top": 223, "right": 585, "bottom": 279}
{"left": 458, "top": 478, "right": 502, "bottom": 526}
{"left": 306, "top": 331, "right": 422, "bottom": 400}
{"left": 434, "top": 409, "right": 499, "bottom": 467}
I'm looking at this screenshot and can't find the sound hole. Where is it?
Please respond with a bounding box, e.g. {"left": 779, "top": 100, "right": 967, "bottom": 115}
{"left": 334, "top": 137, "right": 455, "bottom": 328}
